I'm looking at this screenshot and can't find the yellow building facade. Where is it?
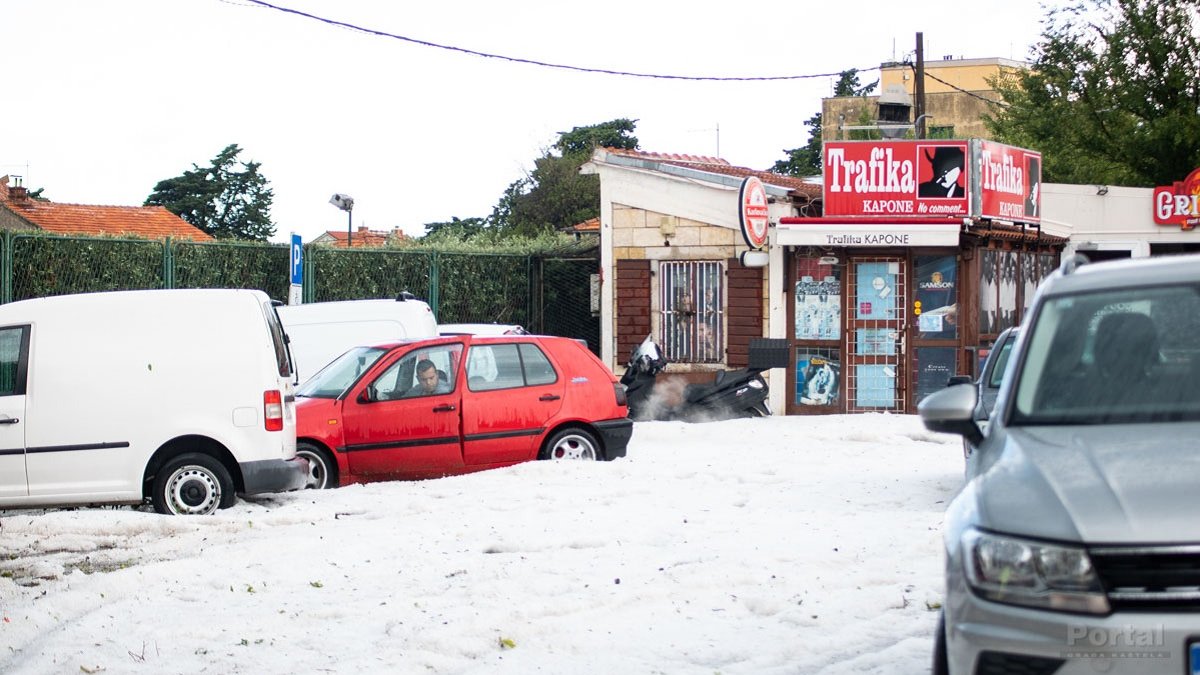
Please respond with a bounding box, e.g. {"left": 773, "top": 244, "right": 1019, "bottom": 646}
{"left": 822, "top": 57, "right": 1027, "bottom": 141}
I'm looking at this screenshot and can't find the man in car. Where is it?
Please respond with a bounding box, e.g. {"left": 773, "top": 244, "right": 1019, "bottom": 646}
{"left": 406, "top": 359, "right": 450, "bottom": 397}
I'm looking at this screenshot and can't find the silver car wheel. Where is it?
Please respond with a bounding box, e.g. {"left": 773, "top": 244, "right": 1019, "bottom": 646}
{"left": 296, "top": 445, "right": 333, "bottom": 489}
{"left": 548, "top": 432, "right": 598, "bottom": 460}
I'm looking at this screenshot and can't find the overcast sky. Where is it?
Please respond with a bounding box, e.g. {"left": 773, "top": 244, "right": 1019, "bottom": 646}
{"left": 2, "top": 0, "right": 1052, "bottom": 244}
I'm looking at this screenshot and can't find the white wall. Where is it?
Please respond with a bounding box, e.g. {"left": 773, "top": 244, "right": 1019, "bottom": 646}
{"left": 1042, "top": 183, "right": 1194, "bottom": 258}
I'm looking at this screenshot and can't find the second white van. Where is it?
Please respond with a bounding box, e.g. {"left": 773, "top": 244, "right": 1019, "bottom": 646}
{"left": 277, "top": 294, "right": 438, "bottom": 383}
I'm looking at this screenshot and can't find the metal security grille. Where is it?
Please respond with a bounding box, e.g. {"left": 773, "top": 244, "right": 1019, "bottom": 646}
{"left": 659, "top": 260, "right": 723, "bottom": 363}
{"left": 845, "top": 256, "right": 907, "bottom": 412}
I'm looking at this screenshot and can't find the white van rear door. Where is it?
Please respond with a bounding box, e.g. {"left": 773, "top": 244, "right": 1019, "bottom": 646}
{"left": 0, "top": 326, "right": 30, "bottom": 498}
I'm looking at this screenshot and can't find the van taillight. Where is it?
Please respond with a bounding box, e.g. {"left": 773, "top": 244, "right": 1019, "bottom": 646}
{"left": 264, "top": 390, "right": 284, "bottom": 431}
{"left": 614, "top": 383, "right": 628, "bottom": 407}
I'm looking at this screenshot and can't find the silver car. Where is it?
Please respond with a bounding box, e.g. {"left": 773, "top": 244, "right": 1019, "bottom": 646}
{"left": 948, "top": 326, "right": 1020, "bottom": 476}
{"left": 919, "top": 253, "right": 1200, "bottom": 675}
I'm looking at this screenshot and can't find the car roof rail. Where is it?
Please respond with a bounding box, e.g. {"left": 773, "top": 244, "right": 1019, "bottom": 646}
{"left": 395, "top": 291, "right": 416, "bottom": 301}
{"left": 1059, "top": 253, "right": 1091, "bottom": 276}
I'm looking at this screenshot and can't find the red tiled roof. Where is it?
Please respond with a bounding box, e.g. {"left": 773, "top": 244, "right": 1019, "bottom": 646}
{"left": 0, "top": 176, "right": 213, "bottom": 241}
{"left": 599, "top": 147, "right": 822, "bottom": 199}
{"left": 603, "top": 147, "right": 731, "bottom": 166}
{"left": 318, "top": 226, "right": 406, "bottom": 248}
{"left": 564, "top": 217, "right": 599, "bottom": 233}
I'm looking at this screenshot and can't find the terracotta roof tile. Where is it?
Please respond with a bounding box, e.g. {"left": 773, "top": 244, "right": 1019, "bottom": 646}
{"left": 564, "top": 217, "right": 599, "bottom": 233}
{"left": 319, "top": 226, "right": 406, "bottom": 248}
{"left": 599, "top": 147, "right": 822, "bottom": 198}
{"left": 1, "top": 176, "right": 213, "bottom": 241}
{"left": 603, "top": 147, "right": 731, "bottom": 166}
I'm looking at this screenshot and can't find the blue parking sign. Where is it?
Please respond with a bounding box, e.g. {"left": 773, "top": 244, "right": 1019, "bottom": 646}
{"left": 290, "top": 234, "right": 303, "bottom": 285}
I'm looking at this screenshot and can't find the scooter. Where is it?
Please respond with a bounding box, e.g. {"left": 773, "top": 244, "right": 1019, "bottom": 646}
{"left": 619, "top": 335, "right": 779, "bottom": 422}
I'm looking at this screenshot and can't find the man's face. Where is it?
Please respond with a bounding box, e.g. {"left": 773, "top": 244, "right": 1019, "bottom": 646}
{"left": 417, "top": 366, "right": 439, "bottom": 393}
{"left": 937, "top": 166, "right": 962, "bottom": 189}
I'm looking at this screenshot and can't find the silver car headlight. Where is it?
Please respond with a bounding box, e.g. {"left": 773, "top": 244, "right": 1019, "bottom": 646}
{"left": 963, "top": 529, "right": 1110, "bottom": 615}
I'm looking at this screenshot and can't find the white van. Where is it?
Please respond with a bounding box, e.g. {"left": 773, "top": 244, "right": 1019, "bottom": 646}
{"left": 0, "top": 289, "right": 308, "bottom": 515}
{"left": 277, "top": 295, "right": 438, "bottom": 383}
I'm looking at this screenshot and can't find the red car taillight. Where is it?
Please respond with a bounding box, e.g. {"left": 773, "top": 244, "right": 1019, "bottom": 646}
{"left": 264, "top": 390, "right": 284, "bottom": 431}
{"left": 614, "top": 382, "right": 628, "bottom": 407}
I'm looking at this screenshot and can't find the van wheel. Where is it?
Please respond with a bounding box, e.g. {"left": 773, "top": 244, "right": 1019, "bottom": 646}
{"left": 540, "top": 428, "right": 601, "bottom": 461}
{"left": 296, "top": 442, "right": 337, "bottom": 489}
{"left": 152, "top": 453, "right": 235, "bottom": 516}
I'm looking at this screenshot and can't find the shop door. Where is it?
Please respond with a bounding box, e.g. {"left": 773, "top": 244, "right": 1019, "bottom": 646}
{"left": 845, "top": 257, "right": 907, "bottom": 412}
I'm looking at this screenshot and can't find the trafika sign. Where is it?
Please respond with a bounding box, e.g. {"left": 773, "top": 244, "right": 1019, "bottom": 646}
{"left": 1154, "top": 167, "right": 1200, "bottom": 230}
{"left": 977, "top": 140, "right": 1041, "bottom": 224}
{"left": 823, "top": 141, "right": 970, "bottom": 217}
{"left": 739, "top": 176, "right": 770, "bottom": 249}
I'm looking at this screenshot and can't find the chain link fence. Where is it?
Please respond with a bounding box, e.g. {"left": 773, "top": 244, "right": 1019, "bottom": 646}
{"left": 0, "top": 232, "right": 600, "bottom": 351}
{"left": 537, "top": 257, "right": 600, "bottom": 353}
{"left": 304, "top": 247, "right": 434, "bottom": 303}
{"left": 11, "top": 234, "right": 165, "bottom": 301}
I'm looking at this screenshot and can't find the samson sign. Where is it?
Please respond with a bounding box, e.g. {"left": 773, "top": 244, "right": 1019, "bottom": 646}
{"left": 739, "top": 176, "right": 770, "bottom": 249}
{"left": 977, "top": 140, "right": 1041, "bottom": 224}
{"left": 1153, "top": 167, "right": 1200, "bottom": 230}
{"left": 824, "top": 140, "right": 970, "bottom": 218}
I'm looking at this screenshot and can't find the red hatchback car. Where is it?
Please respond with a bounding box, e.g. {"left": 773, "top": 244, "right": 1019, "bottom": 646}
{"left": 294, "top": 335, "right": 632, "bottom": 487}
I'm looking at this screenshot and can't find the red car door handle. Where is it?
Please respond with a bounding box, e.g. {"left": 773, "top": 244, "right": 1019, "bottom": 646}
{"left": 432, "top": 404, "right": 457, "bottom": 412}
{"left": 539, "top": 394, "right": 561, "bottom": 402}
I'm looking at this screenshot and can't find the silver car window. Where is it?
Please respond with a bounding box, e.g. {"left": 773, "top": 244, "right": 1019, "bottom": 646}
{"left": 1013, "top": 285, "right": 1200, "bottom": 424}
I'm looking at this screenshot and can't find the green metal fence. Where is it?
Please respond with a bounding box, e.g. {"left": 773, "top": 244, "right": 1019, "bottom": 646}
{"left": 437, "top": 252, "right": 531, "bottom": 328}
{"left": 10, "top": 234, "right": 166, "bottom": 301}
{"left": 0, "top": 231, "right": 600, "bottom": 350}
{"left": 304, "top": 247, "right": 434, "bottom": 304}
{"left": 174, "top": 239, "right": 291, "bottom": 300}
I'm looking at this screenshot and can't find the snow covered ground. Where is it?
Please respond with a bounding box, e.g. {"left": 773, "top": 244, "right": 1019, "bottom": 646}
{"left": 0, "top": 414, "right": 962, "bottom": 674}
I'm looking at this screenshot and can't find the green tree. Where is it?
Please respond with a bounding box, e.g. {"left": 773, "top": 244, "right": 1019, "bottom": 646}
{"left": 832, "top": 69, "right": 879, "bottom": 98}
{"left": 554, "top": 118, "right": 639, "bottom": 157}
{"left": 986, "top": 0, "right": 1200, "bottom": 186}
{"left": 422, "top": 216, "right": 488, "bottom": 240}
{"left": 505, "top": 153, "right": 601, "bottom": 237}
{"left": 493, "top": 119, "right": 639, "bottom": 236}
{"left": 773, "top": 69, "right": 879, "bottom": 176}
{"left": 145, "top": 144, "right": 276, "bottom": 240}
{"left": 772, "top": 112, "right": 823, "bottom": 176}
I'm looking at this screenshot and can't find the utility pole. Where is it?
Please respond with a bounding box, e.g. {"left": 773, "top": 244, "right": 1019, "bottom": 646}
{"left": 915, "top": 32, "right": 927, "bottom": 139}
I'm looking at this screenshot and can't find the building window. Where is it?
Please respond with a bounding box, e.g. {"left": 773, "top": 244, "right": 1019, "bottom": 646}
{"left": 659, "top": 261, "right": 723, "bottom": 363}
{"left": 794, "top": 257, "right": 842, "bottom": 341}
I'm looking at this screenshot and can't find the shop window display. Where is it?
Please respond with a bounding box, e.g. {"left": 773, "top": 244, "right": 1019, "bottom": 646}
{"left": 794, "top": 259, "right": 841, "bottom": 340}
{"left": 795, "top": 349, "right": 840, "bottom": 406}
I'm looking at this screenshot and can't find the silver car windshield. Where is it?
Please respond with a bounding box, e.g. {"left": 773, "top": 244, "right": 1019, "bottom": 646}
{"left": 1012, "top": 284, "right": 1200, "bottom": 425}
{"left": 296, "top": 346, "right": 387, "bottom": 399}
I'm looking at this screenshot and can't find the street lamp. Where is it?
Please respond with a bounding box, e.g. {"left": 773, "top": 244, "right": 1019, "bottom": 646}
{"left": 329, "top": 193, "right": 354, "bottom": 248}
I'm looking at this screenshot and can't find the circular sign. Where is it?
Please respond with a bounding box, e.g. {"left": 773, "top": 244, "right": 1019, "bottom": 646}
{"left": 739, "top": 176, "right": 770, "bottom": 250}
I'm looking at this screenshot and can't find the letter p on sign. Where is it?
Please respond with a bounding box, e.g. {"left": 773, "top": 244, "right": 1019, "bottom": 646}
{"left": 290, "top": 234, "right": 303, "bottom": 286}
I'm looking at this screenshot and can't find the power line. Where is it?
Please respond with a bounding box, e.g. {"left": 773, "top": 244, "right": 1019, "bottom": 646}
{"left": 240, "top": 0, "right": 879, "bottom": 82}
